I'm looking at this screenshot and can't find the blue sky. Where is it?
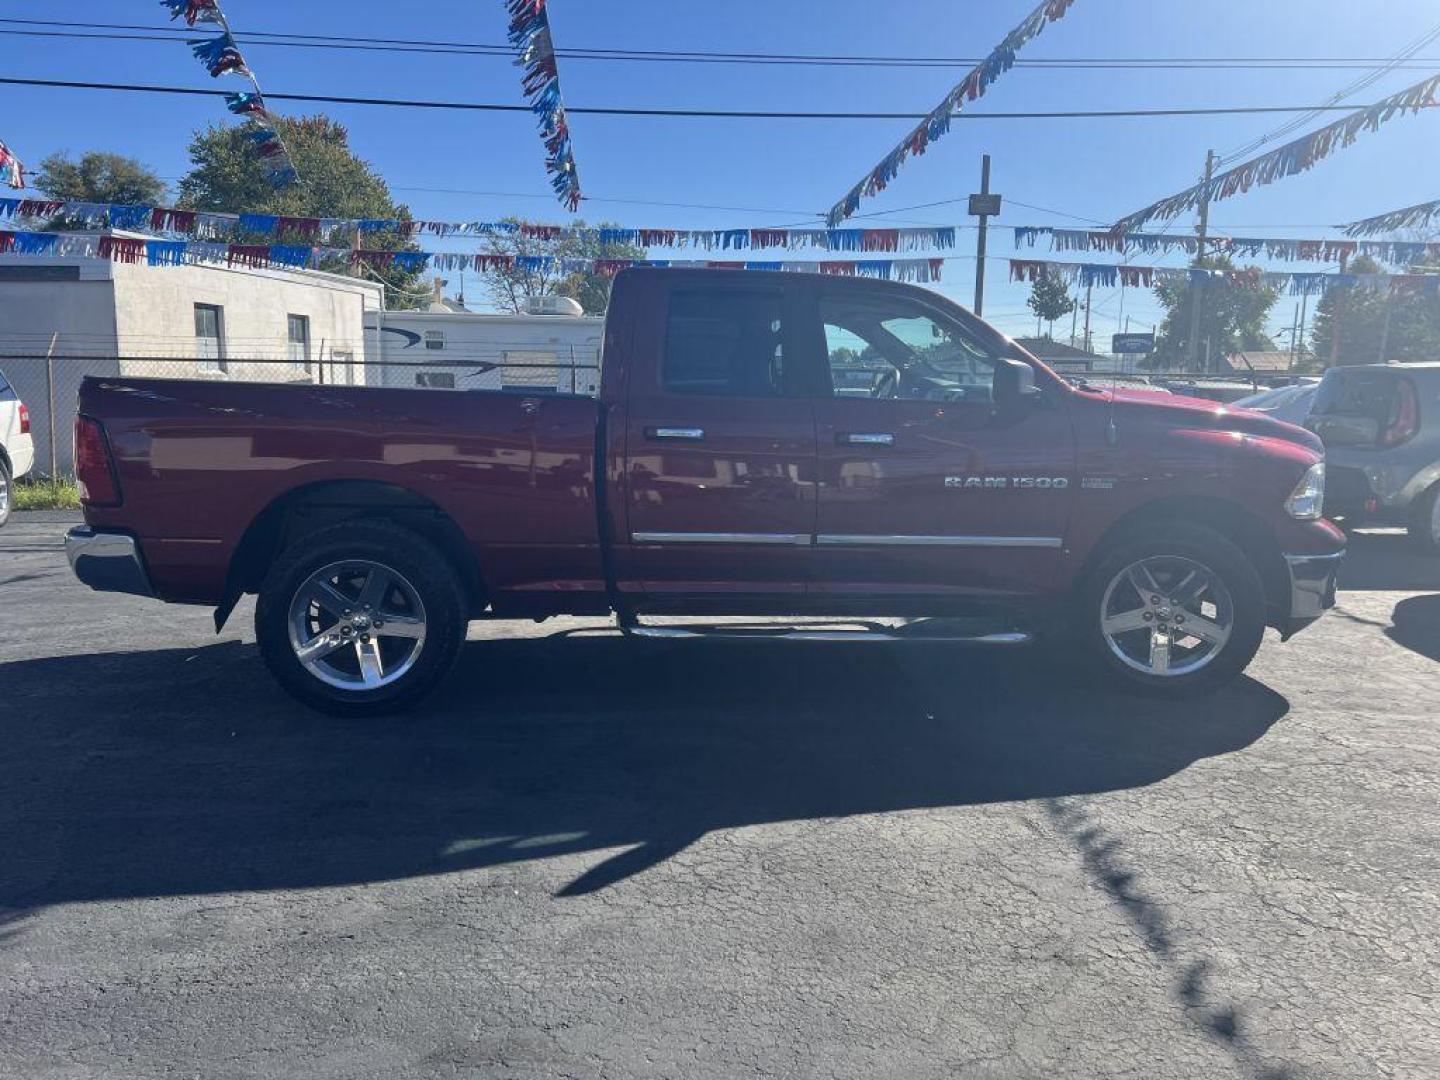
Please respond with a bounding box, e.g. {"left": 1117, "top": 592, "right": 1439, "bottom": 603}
{"left": 2, "top": 0, "right": 1439, "bottom": 343}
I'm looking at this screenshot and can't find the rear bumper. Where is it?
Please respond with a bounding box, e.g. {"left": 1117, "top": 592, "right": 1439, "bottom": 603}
{"left": 65, "top": 526, "right": 155, "bottom": 598}
{"left": 1279, "top": 550, "right": 1343, "bottom": 639}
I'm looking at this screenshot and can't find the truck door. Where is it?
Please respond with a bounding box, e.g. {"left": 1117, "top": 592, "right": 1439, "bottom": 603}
{"left": 805, "top": 279, "right": 1074, "bottom": 603}
{"left": 618, "top": 277, "right": 817, "bottom": 604}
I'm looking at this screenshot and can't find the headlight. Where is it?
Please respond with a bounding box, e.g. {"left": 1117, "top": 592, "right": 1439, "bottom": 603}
{"left": 1285, "top": 462, "right": 1325, "bottom": 520}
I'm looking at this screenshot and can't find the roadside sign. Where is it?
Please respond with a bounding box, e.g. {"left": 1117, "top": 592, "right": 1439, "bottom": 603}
{"left": 1112, "top": 333, "right": 1156, "bottom": 355}
{"left": 968, "top": 193, "right": 1002, "bottom": 217}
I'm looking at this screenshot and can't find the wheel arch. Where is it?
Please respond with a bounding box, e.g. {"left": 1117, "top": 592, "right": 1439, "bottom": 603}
{"left": 1078, "top": 496, "right": 1290, "bottom": 624}
{"left": 216, "top": 479, "right": 487, "bottom": 630}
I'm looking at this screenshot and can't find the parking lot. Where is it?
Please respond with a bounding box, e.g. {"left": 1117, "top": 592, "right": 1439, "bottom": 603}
{"left": 1, "top": 510, "right": 1438, "bottom": 1079}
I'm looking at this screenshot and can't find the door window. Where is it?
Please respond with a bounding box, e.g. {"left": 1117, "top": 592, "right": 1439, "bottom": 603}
{"left": 820, "top": 293, "right": 998, "bottom": 404}
{"left": 664, "top": 289, "right": 788, "bottom": 397}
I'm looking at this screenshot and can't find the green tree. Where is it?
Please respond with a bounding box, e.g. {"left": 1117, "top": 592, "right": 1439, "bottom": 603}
{"left": 176, "top": 115, "right": 424, "bottom": 308}
{"left": 34, "top": 150, "right": 166, "bottom": 205}
{"left": 1026, "top": 273, "right": 1076, "bottom": 337}
{"left": 1310, "top": 255, "right": 1440, "bottom": 366}
{"left": 1151, "top": 255, "right": 1279, "bottom": 370}
{"left": 479, "top": 219, "right": 647, "bottom": 314}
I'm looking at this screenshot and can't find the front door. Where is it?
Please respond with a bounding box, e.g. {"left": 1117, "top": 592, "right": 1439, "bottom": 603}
{"left": 619, "top": 277, "right": 817, "bottom": 605}
{"left": 806, "top": 280, "right": 1075, "bottom": 604}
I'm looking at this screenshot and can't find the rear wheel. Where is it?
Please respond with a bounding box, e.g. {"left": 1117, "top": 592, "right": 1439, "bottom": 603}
{"left": 1409, "top": 484, "right": 1440, "bottom": 556}
{"left": 1077, "top": 523, "right": 1266, "bottom": 696}
{"left": 256, "top": 520, "right": 467, "bottom": 716}
{"left": 0, "top": 458, "right": 11, "bottom": 528}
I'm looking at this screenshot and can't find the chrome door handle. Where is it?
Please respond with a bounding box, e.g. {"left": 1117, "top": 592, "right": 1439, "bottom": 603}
{"left": 647, "top": 427, "right": 705, "bottom": 441}
{"left": 840, "top": 432, "right": 895, "bottom": 446}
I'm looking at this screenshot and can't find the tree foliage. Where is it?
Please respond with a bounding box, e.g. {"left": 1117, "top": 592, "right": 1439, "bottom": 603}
{"left": 1151, "top": 255, "right": 1279, "bottom": 369}
{"left": 478, "top": 220, "right": 646, "bottom": 314}
{"left": 1026, "top": 274, "right": 1076, "bottom": 332}
{"left": 35, "top": 151, "right": 166, "bottom": 205}
{"left": 176, "top": 115, "right": 425, "bottom": 308}
{"left": 1310, "top": 255, "right": 1440, "bottom": 366}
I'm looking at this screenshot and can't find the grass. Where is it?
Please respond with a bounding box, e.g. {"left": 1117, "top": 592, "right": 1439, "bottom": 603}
{"left": 11, "top": 477, "right": 82, "bottom": 512}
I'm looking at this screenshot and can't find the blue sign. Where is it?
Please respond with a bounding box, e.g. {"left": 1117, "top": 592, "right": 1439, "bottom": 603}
{"left": 1112, "top": 333, "right": 1156, "bottom": 355}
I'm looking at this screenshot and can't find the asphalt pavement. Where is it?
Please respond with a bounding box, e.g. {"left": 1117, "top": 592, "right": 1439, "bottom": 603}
{"left": 2, "top": 511, "right": 1438, "bottom": 1079}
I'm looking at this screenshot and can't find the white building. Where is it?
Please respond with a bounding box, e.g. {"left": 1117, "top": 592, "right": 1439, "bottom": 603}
{"left": 0, "top": 242, "right": 384, "bottom": 474}
{"left": 368, "top": 295, "right": 604, "bottom": 396}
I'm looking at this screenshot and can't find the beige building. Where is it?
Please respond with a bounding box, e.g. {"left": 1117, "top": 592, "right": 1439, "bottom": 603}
{"left": 0, "top": 241, "right": 384, "bottom": 474}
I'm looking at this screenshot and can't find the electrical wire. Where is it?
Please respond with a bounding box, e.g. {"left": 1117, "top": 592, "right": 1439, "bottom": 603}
{"left": 4, "top": 75, "right": 1436, "bottom": 123}
{"left": 3, "top": 19, "right": 1440, "bottom": 73}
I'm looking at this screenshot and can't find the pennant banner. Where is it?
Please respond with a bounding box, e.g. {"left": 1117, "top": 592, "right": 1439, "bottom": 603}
{"left": 505, "top": 0, "right": 582, "bottom": 211}
{"left": 164, "top": 0, "right": 297, "bottom": 188}
{"left": 1342, "top": 197, "right": 1440, "bottom": 238}
{"left": 1014, "top": 226, "right": 1440, "bottom": 268}
{"left": 1009, "top": 257, "right": 1440, "bottom": 297}
{"left": 0, "top": 196, "right": 960, "bottom": 251}
{"left": 0, "top": 139, "right": 23, "bottom": 189}
{"left": 1112, "top": 73, "right": 1440, "bottom": 234}
{"left": 826, "top": 0, "right": 1078, "bottom": 226}
{"left": 0, "top": 230, "right": 945, "bottom": 282}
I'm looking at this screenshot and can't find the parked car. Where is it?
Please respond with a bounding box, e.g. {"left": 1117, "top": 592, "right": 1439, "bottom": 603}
{"left": 65, "top": 268, "right": 1343, "bottom": 714}
{"left": 1305, "top": 363, "right": 1440, "bottom": 553}
{"left": 1233, "top": 381, "right": 1319, "bottom": 428}
{"left": 0, "top": 366, "right": 35, "bottom": 528}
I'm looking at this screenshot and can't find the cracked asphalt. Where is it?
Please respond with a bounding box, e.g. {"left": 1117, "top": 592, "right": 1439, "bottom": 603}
{"left": 1, "top": 510, "right": 1438, "bottom": 1079}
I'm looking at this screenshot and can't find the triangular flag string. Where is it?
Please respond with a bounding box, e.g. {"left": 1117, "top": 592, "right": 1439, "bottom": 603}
{"left": 1342, "top": 197, "right": 1440, "bottom": 238}
{"left": 505, "top": 0, "right": 582, "bottom": 212}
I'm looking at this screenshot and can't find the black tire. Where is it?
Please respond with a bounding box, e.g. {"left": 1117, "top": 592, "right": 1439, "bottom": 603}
{"left": 1075, "top": 522, "right": 1267, "bottom": 697}
{"left": 1408, "top": 484, "right": 1440, "bottom": 556}
{"left": 255, "top": 519, "right": 467, "bottom": 717}
{"left": 0, "top": 458, "right": 11, "bottom": 529}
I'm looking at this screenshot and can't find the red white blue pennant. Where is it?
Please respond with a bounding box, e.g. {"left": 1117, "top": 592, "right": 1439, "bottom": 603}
{"left": 162, "top": 0, "right": 298, "bottom": 188}
{"left": 505, "top": 0, "right": 583, "bottom": 212}
{"left": 1342, "top": 197, "right": 1440, "bottom": 238}
{"left": 826, "top": 0, "right": 1077, "bottom": 226}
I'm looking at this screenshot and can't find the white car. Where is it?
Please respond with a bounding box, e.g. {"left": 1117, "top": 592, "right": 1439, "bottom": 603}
{"left": 1233, "top": 382, "right": 1318, "bottom": 427}
{"left": 0, "top": 366, "right": 35, "bottom": 527}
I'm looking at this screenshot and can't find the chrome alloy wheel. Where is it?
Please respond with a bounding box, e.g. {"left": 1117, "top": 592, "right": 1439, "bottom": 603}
{"left": 1099, "top": 555, "right": 1234, "bottom": 677}
{"left": 0, "top": 471, "right": 9, "bottom": 517}
{"left": 287, "top": 559, "right": 427, "bottom": 691}
{"left": 1430, "top": 490, "right": 1440, "bottom": 546}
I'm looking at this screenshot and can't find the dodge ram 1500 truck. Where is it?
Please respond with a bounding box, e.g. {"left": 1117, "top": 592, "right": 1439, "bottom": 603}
{"left": 66, "top": 268, "right": 1344, "bottom": 714}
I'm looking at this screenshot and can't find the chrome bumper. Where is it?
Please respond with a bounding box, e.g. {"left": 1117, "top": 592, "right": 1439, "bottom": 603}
{"left": 1280, "top": 550, "right": 1343, "bottom": 637}
{"left": 65, "top": 526, "right": 155, "bottom": 598}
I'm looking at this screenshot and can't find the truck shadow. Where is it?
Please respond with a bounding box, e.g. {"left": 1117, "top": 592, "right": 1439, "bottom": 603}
{"left": 0, "top": 636, "right": 1288, "bottom": 917}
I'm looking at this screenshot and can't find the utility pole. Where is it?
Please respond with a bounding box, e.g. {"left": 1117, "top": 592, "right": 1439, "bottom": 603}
{"left": 969, "top": 154, "right": 1000, "bottom": 316}
{"left": 1296, "top": 291, "right": 1309, "bottom": 369}
{"left": 1069, "top": 298, "right": 1079, "bottom": 347}
{"left": 1288, "top": 301, "right": 1301, "bottom": 368}
{"left": 1377, "top": 290, "right": 1395, "bottom": 364}
{"left": 1082, "top": 282, "right": 1093, "bottom": 354}
{"left": 1184, "top": 149, "right": 1217, "bottom": 372}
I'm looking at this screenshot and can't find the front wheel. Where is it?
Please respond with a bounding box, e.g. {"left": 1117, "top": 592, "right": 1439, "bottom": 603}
{"left": 1076, "top": 523, "right": 1267, "bottom": 696}
{"left": 256, "top": 519, "right": 467, "bottom": 716}
{"left": 1409, "top": 484, "right": 1440, "bottom": 556}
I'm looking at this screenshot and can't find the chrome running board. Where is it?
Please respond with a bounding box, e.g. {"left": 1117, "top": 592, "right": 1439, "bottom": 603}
{"left": 621, "top": 621, "right": 1032, "bottom": 646}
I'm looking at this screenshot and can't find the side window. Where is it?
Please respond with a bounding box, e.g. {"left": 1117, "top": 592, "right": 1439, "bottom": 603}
{"left": 820, "top": 293, "right": 998, "bottom": 403}
{"left": 664, "top": 289, "right": 787, "bottom": 397}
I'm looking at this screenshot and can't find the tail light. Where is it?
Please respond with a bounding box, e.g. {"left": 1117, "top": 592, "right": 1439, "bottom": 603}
{"left": 74, "top": 415, "right": 121, "bottom": 506}
{"left": 1380, "top": 378, "right": 1419, "bottom": 447}
{"left": 17, "top": 401, "right": 29, "bottom": 434}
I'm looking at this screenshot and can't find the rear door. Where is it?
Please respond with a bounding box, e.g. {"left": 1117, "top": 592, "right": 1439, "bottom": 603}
{"left": 804, "top": 279, "right": 1075, "bottom": 603}
{"left": 617, "top": 275, "right": 818, "bottom": 603}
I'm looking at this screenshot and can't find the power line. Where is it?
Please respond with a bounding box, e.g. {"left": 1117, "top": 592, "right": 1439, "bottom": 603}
{"left": 4, "top": 75, "right": 1437, "bottom": 123}
{"left": 4, "top": 18, "right": 1440, "bottom": 72}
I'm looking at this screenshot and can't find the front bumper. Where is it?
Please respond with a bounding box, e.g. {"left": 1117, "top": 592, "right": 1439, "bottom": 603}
{"left": 1279, "top": 550, "right": 1343, "bottom": 638}
{"left": 65, "top": 526, "right": 155, "bottom": 598}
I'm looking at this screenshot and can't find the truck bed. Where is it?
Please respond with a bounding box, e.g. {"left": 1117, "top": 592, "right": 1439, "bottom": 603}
{"left": 78, "top": 376, "right": 607, "bottom": 609}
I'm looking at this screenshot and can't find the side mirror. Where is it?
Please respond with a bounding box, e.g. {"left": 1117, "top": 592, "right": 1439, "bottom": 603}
{"left": 993, "top": 356, "right": 1041, "bottom": 407}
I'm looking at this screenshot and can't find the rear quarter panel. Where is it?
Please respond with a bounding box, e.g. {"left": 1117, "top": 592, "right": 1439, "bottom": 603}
{"left": 79, "top": 378, "right": 602, "bottom": 605}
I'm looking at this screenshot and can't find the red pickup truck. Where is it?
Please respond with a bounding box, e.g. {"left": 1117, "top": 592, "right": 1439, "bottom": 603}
{"left": 66, "top": 268, "right": 1343, "bottom": 714}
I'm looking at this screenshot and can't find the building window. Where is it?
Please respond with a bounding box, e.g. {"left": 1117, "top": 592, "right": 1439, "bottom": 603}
{"left": 425, "top": 331, "right": 445, "bottom": 351}
{"left": 416, "top": 372, "right": 456, "bottom": 390}
{"left": 287, "top": 314, "right": 311, "bottom": 372}
{"left": 195, "top": 304, "right": 225, "bottom": 372}
{"left": 502, "top": 350, "right": 560, "bottom": 392}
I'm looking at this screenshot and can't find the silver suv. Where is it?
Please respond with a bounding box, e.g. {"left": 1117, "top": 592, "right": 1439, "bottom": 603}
{"left": 1306, "top": 362, "right": 1440, "bottom": 553}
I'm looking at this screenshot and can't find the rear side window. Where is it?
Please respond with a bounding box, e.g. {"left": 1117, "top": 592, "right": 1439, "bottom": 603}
{"left": 663, "top": 289, "right": 787, "bottom": 397}
{"left": 0, "top": 368, "right": 11, "bottom": 398}
{"left": 1313, "top": 370, "right": 1398, "bottom": 423}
